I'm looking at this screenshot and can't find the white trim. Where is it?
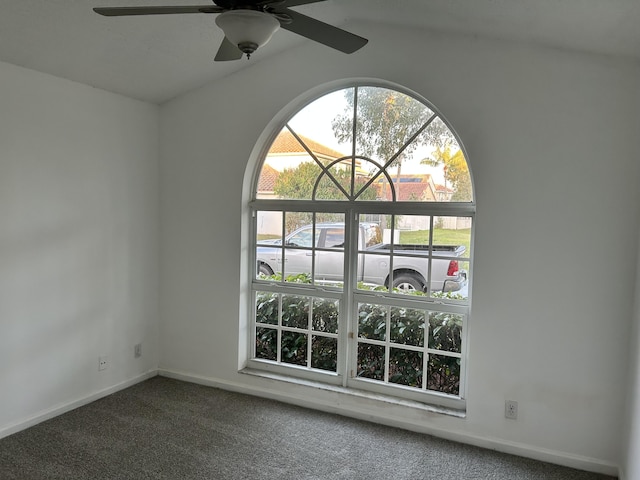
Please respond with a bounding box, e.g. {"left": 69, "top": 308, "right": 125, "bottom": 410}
{"left": 158, "top": 368, "right": 618, "bottom": 477}
{"left": 0, "top": 370, "right": 157, "bottom": 440}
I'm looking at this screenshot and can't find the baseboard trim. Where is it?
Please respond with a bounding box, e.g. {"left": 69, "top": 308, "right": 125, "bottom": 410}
{"left": 0, "top": 369, "right": 158, "bottom": 441}
{"left": 158, "top": 368, "right": 619, "bottom": 478}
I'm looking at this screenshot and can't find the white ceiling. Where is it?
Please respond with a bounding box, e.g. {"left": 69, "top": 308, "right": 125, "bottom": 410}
{"left": 1, "top": 0, "right": 639, "bottom": 104}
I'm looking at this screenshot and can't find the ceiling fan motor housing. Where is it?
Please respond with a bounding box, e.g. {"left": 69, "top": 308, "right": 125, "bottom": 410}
{"left": 215, "top": 9, "right": 280, "bottom": 56}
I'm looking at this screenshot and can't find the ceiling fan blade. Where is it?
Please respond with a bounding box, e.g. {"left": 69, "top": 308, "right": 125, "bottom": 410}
{"left": 93, "top": 5, "right": 224, "bottom": 16}
{"left": 214, "top": 37, "right": 244, "bottom": 61}
{"left": 278, "top": 9, "right": 368, "bottom": 54}
{"left": 261, "top": 0, "right": 326, "bottom": 7}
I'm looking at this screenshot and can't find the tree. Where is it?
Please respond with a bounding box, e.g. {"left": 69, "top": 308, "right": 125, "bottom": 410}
{"left": 274, "top": 161, "right": 378, "bottom": 201}
{"left": 421, "top": 145, "right": 472, "bottom": 201}
{"left": 274, "top": 161, "right": 378, "bottom": 233}
{"left": 273, "top": 161, "right": 319, "bottom": 200}
{"left": 331, "top": 87, "right": 454, "bottom": 197}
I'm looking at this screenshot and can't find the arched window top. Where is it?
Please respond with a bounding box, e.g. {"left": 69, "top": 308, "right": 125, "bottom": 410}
{"left": 256, "top": 85, "right": 473, "bottom": 203}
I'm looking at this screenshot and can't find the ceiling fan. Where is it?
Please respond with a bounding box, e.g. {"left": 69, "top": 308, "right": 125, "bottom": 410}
{"left": 93, "top": 0, "right": 368, "bottom": 61}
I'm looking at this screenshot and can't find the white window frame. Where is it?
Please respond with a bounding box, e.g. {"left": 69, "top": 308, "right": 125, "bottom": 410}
{"left": 246, "top": 83, "right": 475, "bottom": 411}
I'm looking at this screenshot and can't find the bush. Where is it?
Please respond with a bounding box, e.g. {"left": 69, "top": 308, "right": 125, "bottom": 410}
{"left": 255, "top": 274, "right": 462, "bottom": 395}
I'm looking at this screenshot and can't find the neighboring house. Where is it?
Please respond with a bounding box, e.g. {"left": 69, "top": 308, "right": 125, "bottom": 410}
{"left": 257, "top": 130, "right": 352, "bottom": 234}
{"left": 435, "top": 183, "right": 453, "bottom": 202}
{"left": 257, "top": 130, "right": 348, "bottom": 198}
{"left": 266, "top": 129, "right": 347, "bottom": 169}
{"left": 256, "top": 163, "right": 279, "bottom": 200}
{"left": 376, "top": 174, "right": 438, "bottom": 202}
{"left": 260, "top": 129, "right": 349, "bottom": 184}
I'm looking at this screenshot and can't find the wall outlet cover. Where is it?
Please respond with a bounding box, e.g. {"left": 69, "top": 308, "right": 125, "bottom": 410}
{"left": 98, "top": 355, "right": 108, "bottom": 371}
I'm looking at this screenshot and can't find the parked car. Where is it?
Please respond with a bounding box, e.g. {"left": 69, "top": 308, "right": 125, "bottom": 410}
{"left": 257, "top": 223, "right": 467, "bottom": 293}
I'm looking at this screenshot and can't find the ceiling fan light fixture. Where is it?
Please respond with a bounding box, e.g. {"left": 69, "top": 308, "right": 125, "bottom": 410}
{"left": 215, "top": 9, "right": 280, "bottom": 58}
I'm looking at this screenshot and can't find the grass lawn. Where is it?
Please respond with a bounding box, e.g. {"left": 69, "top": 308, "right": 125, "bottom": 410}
{"left": 400, "top": 229, "right": 471, "bottom": 255}
{"left": 257, "top": 234, "right": 280, "bottom": 241}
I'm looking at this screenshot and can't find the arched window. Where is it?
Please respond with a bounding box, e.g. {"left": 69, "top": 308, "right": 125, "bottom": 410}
{"left": 249, "top": 84, "right": 474, "bottom": 408}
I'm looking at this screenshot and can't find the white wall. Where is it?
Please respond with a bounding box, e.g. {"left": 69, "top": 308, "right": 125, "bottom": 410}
{"left": 0, "top": 61, "right": 160, "bottom": 436}
{"left": 159, "top": 23, "right": 640, "bottom": 476}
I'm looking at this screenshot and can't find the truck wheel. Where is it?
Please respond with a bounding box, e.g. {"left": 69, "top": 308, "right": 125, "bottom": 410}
{"left": 258, "top": 263, "right": 274, "bottom": 276}
{"left": 392, "top": 274, "right": 424, "bottom": 293}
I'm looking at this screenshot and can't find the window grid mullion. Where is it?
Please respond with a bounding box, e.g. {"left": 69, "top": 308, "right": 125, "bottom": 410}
{"left": 384, "top": 307, "right": 391, "bottom": 384}
{"left": 277, "top": 293, "right": 283, "bottom": 363}
{"left": 311, "top": 214, "right": 317, "bottom": 283}
{"left": 342, "top": 208, "right": 357, "bottom": 387}
{"left": 427, "top": 215, "right": 434, "bottom": 295}
{"left": 307, "top": 295, "right": 313, "bottom": 369}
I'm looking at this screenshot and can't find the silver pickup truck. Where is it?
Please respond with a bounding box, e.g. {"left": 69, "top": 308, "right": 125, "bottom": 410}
{"left": 256, "top": 223, "right": 467, "bottom": 293}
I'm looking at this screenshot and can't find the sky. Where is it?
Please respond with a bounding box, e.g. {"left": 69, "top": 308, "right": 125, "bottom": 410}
{"left": 283, "top": 88, "right": 448, "bottom": 184}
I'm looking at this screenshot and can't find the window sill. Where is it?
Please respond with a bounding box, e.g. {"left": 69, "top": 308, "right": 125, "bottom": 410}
{"left": 239, "top": 367, "right": 466, "bottom": 419}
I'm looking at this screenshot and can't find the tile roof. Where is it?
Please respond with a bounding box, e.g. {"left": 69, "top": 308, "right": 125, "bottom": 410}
{"left": 268, "top": 130, "right": 346, "bottom": 159}
{"left": 257, "top": 163, "right": 279, "bottom": 193}
{"left": 377, "top": 176, "right": 436, "bottom": 201}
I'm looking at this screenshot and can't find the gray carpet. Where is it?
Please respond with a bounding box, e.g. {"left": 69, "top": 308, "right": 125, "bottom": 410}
{"left": 0, "top": 376, "right": 616, "bottom": 479}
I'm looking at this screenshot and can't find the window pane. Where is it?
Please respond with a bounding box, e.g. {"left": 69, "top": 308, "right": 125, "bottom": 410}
{"left": 314, "top": 251, "right": 343, "bottom": 287}
{"left": 283, "top": 220, "right": 315, "bottom": 284}
{"left": 282, "top": 295, "right": 309, "bottom": 329}
{"left": 256, "top": 158, "right": 282, "bottom": 200}
{"left": 390, "top": 307, "right": 425, "bottom": 347}
{"left": 281, "top": 331, "right": 307, "bottom": 366}
{"left": 429, "top": 218, "right": 470, "bottom": 298}
{"left": 323, "top": 226, "right": 345, "bottom": 248}
{"left": 396, "top": 216, "right": 431, "bottom": 243}
{"left": 255, "top": 291, "right": 278, "bottom": 325}
{"left": 262, "top": 125, "right": 347, "bottom": 201}
{"left": 432, "top": 217, "right": 472, "bottom": 250}
{"left": 358, "top": 303, "right": 386, "bottom": 341}
{"left": 287, "top": 89, "right": 354, "bottom": 160}
{"left": 283, "top": 249, "right": 313, "bottom": 282}
{"left": 313, "top": 213, "right": 345, "bottom": 288}
{"left": 315, "top": 212, "right": 345, "bottom": 225}
{"left": 423, "top": 119, "right": 473, "bottom": 203}
{"left": 357, "top": 344, "right": 385, "bottom": 381}
{"left": 255, "top": 327, "right": 277, "bottom": 361}
{"left": 453, "top": 262, "right": 469, "bottom": 301}
{"left": 311, "top": 336, "right": 337, "bottom": 372}
{"left": 315, "top": 168, "right": 351, "bottom": 200}
{"left": 286, "top": 226, "right": 316, "bottom": 247}
{"left": 312, "top": 298, "right": 339, "bottom": 334}
{"left": 389, "top": 348, "right": 423, "bottom": 387}
{"left": 427, "top": 355, "right": 460, "bottom": 395}
{"left": 428, "top": 312, "right": 463, "bottom": 353}
{"left": 355, "top": 87, "right": 433, "bottom": 166}
{"left": 354, "top": 159, "right": 384, "bottom": 201}
{"left": 256, "top": 211, "right": 282, "bottom": 280}
{"left": 389, "top": 215, "right": 431, "bottom": 295}
{"left": 284, "top": 211, "right": 314, "bottom": 235}
{"left": 256, "top": 211, "right": 283, "bottom": 245}
{"left": 356, "top": 216, "right": 389, "bottom": 291}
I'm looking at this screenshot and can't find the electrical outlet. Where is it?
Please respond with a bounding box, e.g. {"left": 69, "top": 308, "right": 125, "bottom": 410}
{"left": 134, "top": 343, "right": 142, "bottom": 358}
{"left": 98, "top": 355, "right": 108, "bottom": 371}
{"left": 505, "top": 400, "right": 518, "bottom": 420}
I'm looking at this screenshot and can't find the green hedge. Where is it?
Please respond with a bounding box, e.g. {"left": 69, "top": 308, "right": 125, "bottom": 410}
{"left": 255, "top": 275, "right": 462, "bottom": 395}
